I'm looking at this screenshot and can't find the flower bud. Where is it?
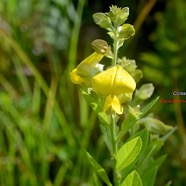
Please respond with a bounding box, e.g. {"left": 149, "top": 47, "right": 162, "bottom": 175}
{"left": 118, "top": 24, "right": 135, "bottom": 40}
{"left": 136, "top": 83, "right": 154, "bottom": 100}
{"left": 140, "top": 117, "right": 173, "bottom": 135}
{"left": 91, "top": 39, "right": 109, "bottom": 54}
{"left": 93, "top": 13, "right": 112, "bottom": 29}
{"left": 107, "top": 6, "right": 129, "bottom": 26}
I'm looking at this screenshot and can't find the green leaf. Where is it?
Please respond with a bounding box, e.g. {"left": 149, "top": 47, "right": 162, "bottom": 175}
{"left": 82, "top": 91, "right": 101, "bottom": 113}
{"left": 115, "top": 137, "right": 142, "bottom": 171}
{"left": 154, "top": 154, "right": 167, "bottom": 168}
{"left": 140, "top": 155, "right": 166, "bottom": 186}
{"left": 130, "top": 129, "right": 149, "bottom": 156}
{"left": 93, "top": 173, "right": 103, "bottom": 186}
{"left": 121, "top": 108, "right": 139, "bottom": 133}
{"left": 141, "top": 97, "right": 159, "bottom": 117}
{"left": 100, "top": 123, "right": 113, "bottom": 154}
{"left": 141, "top": 166, "right": 158, "bottom": 186}
{"left": 98, "top": 112, "right": 109, "bottom": 125}
{"left": 118, "top": 130, "right": 149, "bottom": 180}
{"left": 118, "top": 97, "right": 159, "bottom": 141}
{"left": 138, "top": 139, "right": 164, "bottom": 170}
{"left": 85, "top": 151, "right": 112, "bottom": 186}
{"left": 121, "top": 170, "right": 143, "bottom": 186}
{"left": 117, "top": 107, "right": 139, "bottom": 141}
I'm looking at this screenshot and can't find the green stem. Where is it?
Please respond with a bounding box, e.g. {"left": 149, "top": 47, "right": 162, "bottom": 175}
{"left": 113, "top": 38, "right": 119, "bottom": 66}
{"left": 111, "top": 114, "right": 117, "bottom": 154}
{"left": 110, "top": 113, "right": 120, "bottom": 186}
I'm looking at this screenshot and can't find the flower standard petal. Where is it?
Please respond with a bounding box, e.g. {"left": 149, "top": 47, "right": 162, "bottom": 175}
{"left": 92, "top": 65, "right": 136, "bottom": 96}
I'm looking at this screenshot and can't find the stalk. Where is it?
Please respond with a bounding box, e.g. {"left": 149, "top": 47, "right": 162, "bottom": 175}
{"left": 112, "top": 31, "right": 119, "bottom": 66}
{"left": 110, "top": 113, "right": 120, "bottom": 186}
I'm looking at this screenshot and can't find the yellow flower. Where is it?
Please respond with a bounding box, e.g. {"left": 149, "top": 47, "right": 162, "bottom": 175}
{"left": 70, "top": 52, "right": 104, "bottom": 86}
{"left": 92, "top": 65, "right": 136, "bottom": 114}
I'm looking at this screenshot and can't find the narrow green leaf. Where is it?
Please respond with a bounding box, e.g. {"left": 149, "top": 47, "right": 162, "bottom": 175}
{"left": 115, "top": 137, "right": 142, "bottom": 171}
{"left": 100, "top": 123, "right": 113, "bottom": 154}
{"left": 130, "top": 129, "right": 149, "bottom": 156}
{"left": 98, "top": 112, "right": 109, "bottom": 125}
{"left": 153, "top": 154, "right": 167, "bottom": 169}
{"left": 118, "top": 97, "right": 159, "bottom": 141}
{"left": 118, "top": 109, "right": 139, "bottom": 142}
{"left": 82, "top": 91, "right": 101, "bottom": 112}
{"left": 85, "top": 151, "right": 112, "bottom": 186}
{"left": 117, "top": 131, "right": 148, "bottom": 180}
{"left": 137, "top": 139, "right": 164, "bottom": 173}
{"left": 141, "top": 166, "right": 158, "bottom": 186}
{"left": 141, "top": 97, "right": 159, "bottom": 117}
{"left": 121, "top": 170, "right": 143, "bottom": 186}
{"left": 93, "top": 173, "right": 103, "bottom": 186}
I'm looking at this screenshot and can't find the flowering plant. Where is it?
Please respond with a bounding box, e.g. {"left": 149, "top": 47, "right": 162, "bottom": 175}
{"left": 70, "top": 5, "right": 175, "bottom": 186}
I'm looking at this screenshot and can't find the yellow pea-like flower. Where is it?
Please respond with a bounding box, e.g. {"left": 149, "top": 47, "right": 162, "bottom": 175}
{"left": 92, "top": 65, "right": 136, "bottom": 114}
{"left": 92, "top": 65, "right": 136, "bottom": 95}
{"left": 70, "top": 52, "right": 104, "bottom": 85}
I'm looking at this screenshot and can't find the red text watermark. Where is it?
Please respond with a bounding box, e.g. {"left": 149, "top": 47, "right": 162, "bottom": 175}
{"left": 160, "top": 99, "right": 186, "bottom": 104}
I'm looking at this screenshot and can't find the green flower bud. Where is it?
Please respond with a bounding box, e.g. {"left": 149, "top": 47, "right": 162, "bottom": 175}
{"left": 93, "top": 13, "right": 112, "bottom": 29}
{"left": 91, "top": 39, "right": 109, "bottom": 54}
{"left": 118, "top": 24, "right": 135, "bottom": 40}
{"left": 108, "top": 6, "right": 129, "bottom": 26}
{"left": 91, "top": 39, "right": 113, "bottom": 58}
{"left": 136, "top": 83, "right": 154, "bottom": 100}
{"left": 139, "top": 117, "right": 173, "bottom": 135}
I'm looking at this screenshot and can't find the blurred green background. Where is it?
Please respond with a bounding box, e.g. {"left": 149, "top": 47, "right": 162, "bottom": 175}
{"left": 0, "top": 0, "right": 186, "bottom": 185}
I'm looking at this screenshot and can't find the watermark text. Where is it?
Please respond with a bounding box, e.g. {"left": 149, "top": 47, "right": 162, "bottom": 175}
{"left": 160, "top": 99, "right": 186, "bottom": 104}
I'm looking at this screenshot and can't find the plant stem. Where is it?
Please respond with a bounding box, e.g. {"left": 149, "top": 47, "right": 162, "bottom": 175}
{"left": 110, "top": 113, "right": 120, "bottom": 186}
{"left": 113, "top": 38, "right": 119, "bottom": 66}
{"left": 111, "top": 114, "right": 117, "bottom": 154}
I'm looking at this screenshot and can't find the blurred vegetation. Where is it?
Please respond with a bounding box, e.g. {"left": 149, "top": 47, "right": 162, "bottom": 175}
{"left": 0, "top": 0, "right": 185, "bottom": 185}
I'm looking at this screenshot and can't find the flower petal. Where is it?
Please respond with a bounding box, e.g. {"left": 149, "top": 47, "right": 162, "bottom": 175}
{"left": 92, "top": 65, "right": 136, "bottom": 96}
{"left": 77, "top": 52, "right": 104, "bottom": 70}
{"left": 103, "top": 95, "right": 123, "bottom": 114}
{"left": 70, "top": 68, "right": 85, "bottom": 84}
{"left": 70, "top": 52, "right": 104, "bottom": 85}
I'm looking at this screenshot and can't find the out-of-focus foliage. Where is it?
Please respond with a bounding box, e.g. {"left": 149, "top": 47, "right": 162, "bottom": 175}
{"left": 0, "top": 0, "right": 90, "bottom": 185}
{"left": 0, "top": 0, "right": 75, "bottom": 51}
